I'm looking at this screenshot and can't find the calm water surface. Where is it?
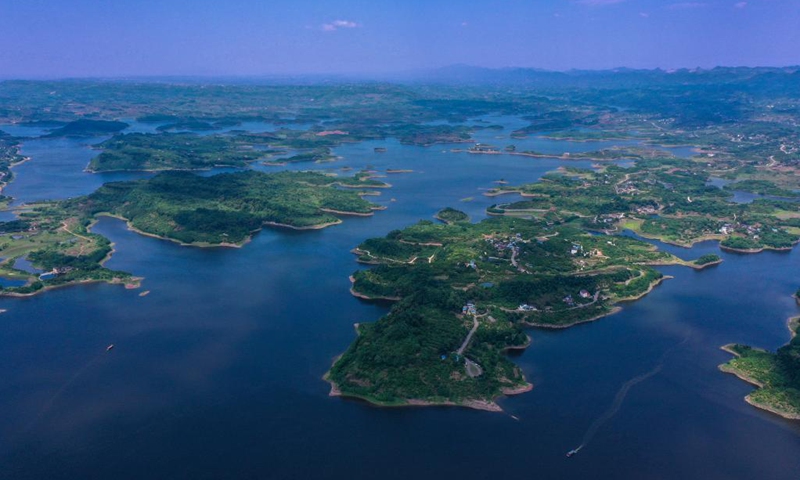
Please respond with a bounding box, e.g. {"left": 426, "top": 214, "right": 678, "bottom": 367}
{"left": 0, "top": 119, "right": 798, "bottom": 479}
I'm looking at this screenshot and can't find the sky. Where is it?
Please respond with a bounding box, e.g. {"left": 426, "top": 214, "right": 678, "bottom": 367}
{"left": 0, "top": 0, "right": 798, "bottom": 78}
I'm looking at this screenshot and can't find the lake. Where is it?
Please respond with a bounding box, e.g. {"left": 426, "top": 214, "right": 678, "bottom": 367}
{"left": 0, "top": 118, "right": 798, "bottom": 479}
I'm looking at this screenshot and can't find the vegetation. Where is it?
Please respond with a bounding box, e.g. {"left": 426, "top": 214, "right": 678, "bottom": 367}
{"left": 694, "top": 254, "right": 721, "bottom": 266}
{"left": 44, "top": 119, "right": 128, "bottom": 137}
{"left": 0, "top": 206, "right": 137, "bottom": 295}
{"left": 486, "top": 159, "right": 800, "bottom": 252}
{"left": 2, "top": 70, "right": 800, "bottom": 413}
{"left": 329, "top": 216, "right": 693, "bottom": 409}
{"left": 265, "top": 147, "right": 335, "bottom": 165}
{"left": 0, "top": 170, "right": 385, "bottom": 294}
{"left": 720, "top": 318, "right": 800, "bottom": 419}
{"left": 89, "top": 133, "right": 279, "bottom": 171}
{"left": 434, "top": 207, "right": 470, "bottom": 224}
{"left": 0, "top": 131, "right": 27, "bottom": 204}
{"left": 74, "top": 170, "right": 383, "bottom": 244}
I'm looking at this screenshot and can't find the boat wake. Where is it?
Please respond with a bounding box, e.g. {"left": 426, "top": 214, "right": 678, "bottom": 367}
{"left": 22, "top": 346, "right": 113, "bottom": 433}
{"left": 567, "top": 337, "right": 688, "bottom": 457}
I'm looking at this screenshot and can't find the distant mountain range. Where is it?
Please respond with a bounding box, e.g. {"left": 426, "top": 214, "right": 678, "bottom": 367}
{"left": 385, "top": 64, "right": 800, "bottom": 88}
{"left": 4, "top": 65, "right": 800, "bottom": 90}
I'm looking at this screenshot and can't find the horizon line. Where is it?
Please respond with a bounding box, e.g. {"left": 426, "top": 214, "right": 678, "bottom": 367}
{"left": 1, "top": 64, "right": 799, "bottom": 82}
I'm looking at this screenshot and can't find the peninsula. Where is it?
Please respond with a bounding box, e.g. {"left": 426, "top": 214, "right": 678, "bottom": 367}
{"left": 720, "top": 315, "right": 800, "bottom": 419}
{"left": 0, "top": 170, "right": 386, "bottom": 295}
{"left": 327, "top": 212, "right": 714, "bottom": 411}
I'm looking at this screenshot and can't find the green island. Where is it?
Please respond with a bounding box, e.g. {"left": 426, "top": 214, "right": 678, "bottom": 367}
{"left": 44, "top": 119, "right": 129, "bottom": 137}
{"left": 459, "top": 144, "right": 680, "bottom": 162}
{"left": 0, "top": 170, "right": 386, "bottom": 295}
{"left": 88, "top": 132, "right": 281, "bottom": 172}
{"left": 87, "top": 125, "right": 472, "bottom": 172}
{"left": 264, "top": 147, "right": 336, "bottom": 165}
{"left": 326, "top": 210, "right": 713, "bottom": 411}
{"left": 327, "top": 144, "right": 800, "bottom": 411}
{"left": 484, "top": 160, "right": 800, "bottom": 253}
{"left": 719, "top": 316, "right": 800, "bottom": 419}
{"left": 693, "top": 254, "right": 722, "bottom": 266}
{"left": 0, "top": 131, "right": 28, "bottom": 206}
{"left": 434, "top": 207, "right": 470, "bottom": 224}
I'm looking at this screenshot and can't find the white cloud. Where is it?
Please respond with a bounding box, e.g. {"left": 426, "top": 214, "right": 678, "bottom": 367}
{"left": 666, "top": 2, "right": 707, "bottom": 9}
{"left": 321, "top": 20, "right": 359, "bottom": 32}
{"left": 577, "top": 0, "right": 626, "bottom": 5}
{"left": 734, "top": 1, "right": 747, "bottom": 8}
{"left": 640, "top": 12, "right": 650, "bottom": 17}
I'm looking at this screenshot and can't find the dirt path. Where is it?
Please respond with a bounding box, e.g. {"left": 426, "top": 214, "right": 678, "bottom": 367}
{"left": 457, "top": 315, "right": 480, "bottom": 356}
{"left": 61, "top": 221, "right": 92, "bottom": 256}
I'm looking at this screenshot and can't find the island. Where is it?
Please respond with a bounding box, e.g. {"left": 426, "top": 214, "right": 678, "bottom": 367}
{"left": 434, "top": 207, "right": 470, "bottom": 224}
{"left": 263, "top": 147, "right": 336, "bottom": 165}
{"left": 44, "top": 119, "right": 129, "bottom": 137}
{"left": 327, "top": 152, "right": 800, "bottom": 411}
{"left": 485, "top": 161, "right": 800, "bottom": 252}
{"left": 326, "top": 213, "right": 713, "bottom": 411}
{"left": 0, "top": 131, "right": 28, "bottom": 205}
{"left": 0, "top": 170, "right": 387, "bottom": 295}
{"left": 88, "top": 132, "right": 281, "bottom": 172}
{"left": 720, "top": 315, "right": 800, "bottom": 419}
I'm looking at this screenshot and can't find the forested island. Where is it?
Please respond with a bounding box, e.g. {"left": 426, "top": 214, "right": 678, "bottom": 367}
{"left": 328, "top": 152, "right": 800, "bottom": 410}
{"left": 326, "top": 212, "right": 713, "bottom": 410}
{"left": 720, "top": 315, "right": 800, "bottom": 419}
{"left": 44, "top": 119, "right": 129, "bottom": 137}
{"left": 485, "top": 161, "right": 800, "bottom": 253}
{"left": 0, "top": 170, "right": 385, "bottom": 295}
{"left": 0, "top": 131, "right": 28, "bottom": 205}
{"left": 88, "top": 133, "right": 279, "bottom": 172}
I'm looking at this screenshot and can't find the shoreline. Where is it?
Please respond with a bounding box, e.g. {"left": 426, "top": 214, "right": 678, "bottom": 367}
{"left": 325, "top": 381, "right": 506, "bottom": 412}
{"left": 626, "top": 227, "right": 726, "bottom": 248}
{"left": 0, "top": 275, "right": 142, "bottom": 298}
{"left": 644, "top": 257, "right": 723, "bottom": 270}
{"left": 718, "top": 344, "right": 766, "bottom": 387}
{"left": 524, "top": 305, "right": 623, "bottom": 329}
{"left": 501, "top": 334, "right": 532, "bottom": 352}
{"left": 628, "top": 223, "right": 799, "bottom": 253}
{"left": 95, "top": 212, "right": 252, "bottom": 248}
{"left": 0, "top": 216, "right": 143, "bottom": 297}
{"left": 719, "top": 240, "right": 798, "bottom": 254}
{"left": 96, "top": 210, "right": 354, "bottom": 248}
{"left": 337, "top": 182, "right": 392, "bottom": 189}
{"left": 319, "top": 208, "right": 375, "bottom": 217}
{"left": 614, "top": 275, "right": 673, "bottom": 303}
{"left": 719, "top": 326, "right": 800, "bottom": 421}
{"left": 325, "top": 373, "right": 532, "bottom": 413}
{"left": 348, "top": 275, "right": 401, "bottom": 301}
{"left": 264, "top": 220, "right": 342, "bottom": 231}
{"left": 324, "top": 320, "right": 533, "bottom": 413}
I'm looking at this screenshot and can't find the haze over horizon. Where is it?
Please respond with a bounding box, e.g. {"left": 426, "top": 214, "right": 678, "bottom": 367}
{"left": 1, "top": 0, "right": 798, "bottom": 78}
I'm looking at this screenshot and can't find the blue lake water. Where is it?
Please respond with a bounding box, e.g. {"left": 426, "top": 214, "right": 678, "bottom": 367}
{"left": 0, "top": 118, "right": 798, "bottom": 479}
{"left": 12, "top": 257, "right": 42, "bottom": 274}
{"left": 707, "top": 177, "right": 800, "bottom": 204}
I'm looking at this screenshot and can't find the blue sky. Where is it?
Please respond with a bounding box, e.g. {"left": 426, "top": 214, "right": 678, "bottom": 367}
{"left": 0, "top": 0, "right": 797, "bottom": 77}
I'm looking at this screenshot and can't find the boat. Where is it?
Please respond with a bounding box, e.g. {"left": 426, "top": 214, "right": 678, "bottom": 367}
{"left": 106, "top": 344, "right": 115, "bottom": 351}
{"left": 566, "top": 447, "right": 581, "bottom": 458}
